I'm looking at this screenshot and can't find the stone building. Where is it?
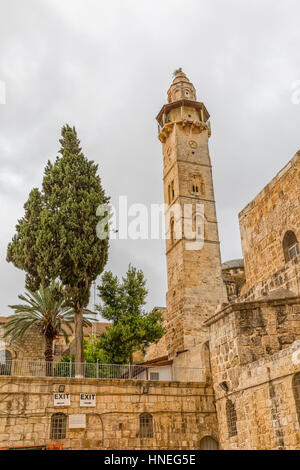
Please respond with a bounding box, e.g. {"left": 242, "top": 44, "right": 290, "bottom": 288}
{"left": 0, "top": 376, "right": 218, "bottom": 450}
{"left": 239, "top": 151, "right": 300, "bottom": 301}
{"left": 205, "top": 296, "right": 300, "bottom": 449}
{"left": 0, "top": 316, "right": 111, "bottom": 366}
{"left": 151, "top": 71, "right": 300, "bottom": 449}
{"left": 221, "top": 259, "right": 245, "bottom": 301}
{"left": 202, "top": 147, "right": 300, "bottom": 450}
{"left": 0, "top": 71, "right": 300, "bottom": 450}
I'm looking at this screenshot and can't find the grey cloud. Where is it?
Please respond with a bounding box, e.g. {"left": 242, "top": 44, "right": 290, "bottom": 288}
{"left": 0, "top": 0, "right": 299, "bottom": 315}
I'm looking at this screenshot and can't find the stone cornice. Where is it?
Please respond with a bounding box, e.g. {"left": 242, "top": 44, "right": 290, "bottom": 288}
{"left": 163, "top": 160, "right": 212, "bottom": 181}
{"left": 158, "top": 120, "right": 209, "bottom": 143}
{"left": 165, "top": 238, "right": 220, "bottom": 255}
{"left": 204, "top": 294, "right": 300, "bottom": 327}
{"left": 156, "top": 99, "right": 210, "bottom": 124}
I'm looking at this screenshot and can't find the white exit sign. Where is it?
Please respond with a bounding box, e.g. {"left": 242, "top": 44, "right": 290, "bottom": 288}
{"left": 80, "top": 393, "right": 96, "bottom": 407}
{"left": 53, "top": 393, "right": 70, "bottom": 406}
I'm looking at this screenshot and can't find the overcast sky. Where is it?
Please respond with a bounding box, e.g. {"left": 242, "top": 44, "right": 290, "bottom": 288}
{"left": 0, "top": 0, "right": 299, "bottom": 316}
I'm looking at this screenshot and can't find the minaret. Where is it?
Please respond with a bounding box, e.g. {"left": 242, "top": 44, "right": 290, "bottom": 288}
{"left": 156, "top": 70, "right": 227, "bottom": 364}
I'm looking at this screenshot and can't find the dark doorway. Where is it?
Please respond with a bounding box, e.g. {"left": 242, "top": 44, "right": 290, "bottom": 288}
{"left": 200, "top": 436, "right": 219, "bottom": 450}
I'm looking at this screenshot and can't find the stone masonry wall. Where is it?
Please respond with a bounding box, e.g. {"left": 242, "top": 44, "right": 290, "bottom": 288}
{"left": 0, "top": 377, "right": 218, "bottom": 450}
{"left": 206, "top": 297, "right": 300, "bottom": 449}
{"left": 240, "top": 253, "right": 300, "bottom": 301}
{"left": 239, "top": 151, "right": 300, "bottom": 293}
{"left": 213, "top": 343, "right": 300, "bottom": 450}
{"left": 0, "top": 324, "right": 45, "bottom": 361}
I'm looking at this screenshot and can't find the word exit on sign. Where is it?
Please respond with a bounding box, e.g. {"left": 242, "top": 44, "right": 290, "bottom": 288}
{"left": 80, "top": 393, "right": 96, "bottom": 407}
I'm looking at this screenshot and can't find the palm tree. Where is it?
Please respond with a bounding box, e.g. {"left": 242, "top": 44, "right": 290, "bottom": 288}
{"left": 4, "top": 282, "right": 94, "bottom": 373}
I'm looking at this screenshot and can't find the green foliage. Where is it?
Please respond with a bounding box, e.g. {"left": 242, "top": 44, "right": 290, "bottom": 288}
{"left": 6, "top": 124, "right": 110, "bottom": 361}
{"left": 55, "top": 343, "right": 109, "bottom": 378}
{"left": 96, "top": 265, "right": 165, "bottom": 364}
{"left": 7, "top": 188, "right": 44, "bottom": 291}
{"left": 54, "top": 354, "right": 75, "bottom": 377}
{"left": 83, "top": 334, "right": 110, "bottom": 363}
{"left": 55, "top": 335, "right": 109, "bottom": 366}
{"left": 4, "top": 282, "right": 93, "bottom": 362}
{"left": 60, "top": 354, "right": 75, "bottom": 363}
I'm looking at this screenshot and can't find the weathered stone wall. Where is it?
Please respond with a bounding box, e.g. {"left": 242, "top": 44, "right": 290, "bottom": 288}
{"left": 0, "top": 324, "right": 45, "bottom": 361}
{"left": 0, "top": 377, "right": 218, "bottom": 450}
{"left": 206, "top": 297, "right": 300, "bottom": 449}
{"left": 240, "top": 253, "right": 300, "bottom": 301}
{"left": 239, "top": 151, "right": 300, "bottom": 293}
{"left": 213, "top": 343, "right": 300, "bottom": 450}
{"left": 0, "top": 320, "right": 110, "bottom": 364}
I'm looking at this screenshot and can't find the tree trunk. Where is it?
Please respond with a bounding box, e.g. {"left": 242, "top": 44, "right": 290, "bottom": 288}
{"left": 75, "top": 306, "right": 84, "bottom": 377}
{"left": 45, "top": 336, "right": 53, "bottom": 377}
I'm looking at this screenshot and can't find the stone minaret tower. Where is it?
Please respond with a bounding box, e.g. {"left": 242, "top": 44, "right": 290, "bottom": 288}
{"left": 156, "top": 70, "right": 227, "bottom": 366}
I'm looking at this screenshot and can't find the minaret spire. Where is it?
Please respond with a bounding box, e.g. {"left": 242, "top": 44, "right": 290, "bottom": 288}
{"left": 168, "top": 69, "right": 196, "bottom": 103}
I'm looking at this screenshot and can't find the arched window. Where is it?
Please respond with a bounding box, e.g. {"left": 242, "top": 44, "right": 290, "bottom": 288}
{"left": 293, "top": 372, "right": 300, "bottom": 424}
{"left": 190, "top": 174, "right": 204, "bottom": 196}
{"left": 0, "top": 350, "right": 12, "bottom": 376}
{"left": 200, "top": 435, "right": 219, "bottom": 450}
{"left": 50, "top": 413, "right": 66, "bottom": 439}
{"left": 226, "top": 399, "right": 237, "bottom": 437}
{"left": 283, "top": 231, "right": 299, "bottom": 262}
{"left": 139, "top": 413, "right": 153, "bottom": 438}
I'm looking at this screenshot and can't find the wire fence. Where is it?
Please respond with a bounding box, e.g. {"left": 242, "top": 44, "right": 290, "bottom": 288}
{"left": 0, "top": 360, "right": 205, "bottom": 382}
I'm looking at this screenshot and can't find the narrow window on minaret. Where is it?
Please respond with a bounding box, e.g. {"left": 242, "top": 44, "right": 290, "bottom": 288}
{"left": 170, "top": 219, "right": 175, "bottom": 245}
{"left": 171, "top": 181, "right": 175, "bottom": 200}
{"left": 168, "top": 184, "right": 171, "bottom": 204}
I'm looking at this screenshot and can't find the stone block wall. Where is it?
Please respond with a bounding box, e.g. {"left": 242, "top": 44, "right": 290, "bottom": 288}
{"left": 240, "top": 253, "right": 300, "bottom": 301}
{"left": 0, "top": 377, "right": 218, "bottom": 450}
{"left": 0, "top": 324, "right": 45, "bottom": 361}
{"left": 239, "top": 151, "right": 300, "bottom": 292}
{"left": 213, "top": 343, "right": 300, "bottom": 449}
{"left": 206, "top": 298, "right": 300, "bottom": 449}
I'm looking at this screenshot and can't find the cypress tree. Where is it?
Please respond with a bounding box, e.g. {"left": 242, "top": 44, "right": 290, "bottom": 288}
{"left": 7, "top": 125, "right": 110, "bottom": 372}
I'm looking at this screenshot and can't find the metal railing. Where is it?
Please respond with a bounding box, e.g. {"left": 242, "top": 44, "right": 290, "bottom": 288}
{"left": 0, "top": 360, "right": 205, "bottom": 382}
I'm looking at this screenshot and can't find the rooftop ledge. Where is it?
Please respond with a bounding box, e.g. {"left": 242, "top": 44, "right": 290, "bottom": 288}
{"left": 204, "top": 293, "right": 300, "bottom": 327}
{"left": 0, "top": 375, "right": 207, "bottom": 388}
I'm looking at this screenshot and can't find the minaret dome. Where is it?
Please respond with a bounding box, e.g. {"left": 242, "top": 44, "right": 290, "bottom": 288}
{"left": 167, "top": 69, "right": 197, "bottom": 103}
